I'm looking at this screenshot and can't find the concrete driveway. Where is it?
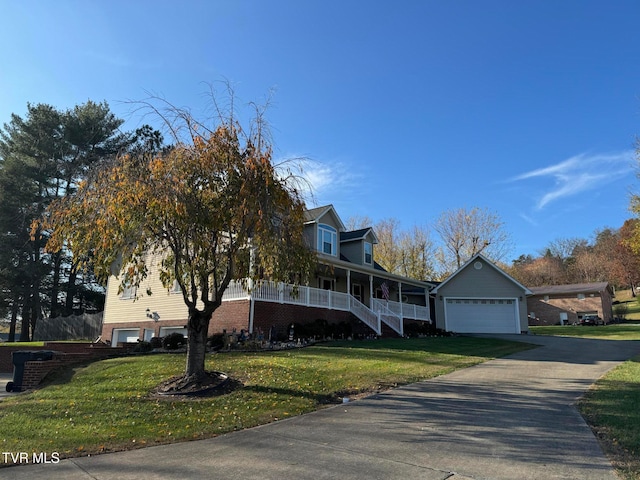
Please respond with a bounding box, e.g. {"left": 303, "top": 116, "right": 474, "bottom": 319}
{"left": 0, "top": 372, "right": 18, "bottom": 400}
{"left": 4, "top": 334, "right": 640, "bottom": 479}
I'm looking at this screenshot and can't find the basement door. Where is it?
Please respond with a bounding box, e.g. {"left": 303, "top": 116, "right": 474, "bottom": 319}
{"left": 444, "top": 298, "right": 519, "bottom": 334}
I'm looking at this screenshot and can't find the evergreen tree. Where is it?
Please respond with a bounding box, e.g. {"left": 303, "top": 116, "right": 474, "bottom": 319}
{"left": 0, "top": 101, "right": 133, "bottom": 339}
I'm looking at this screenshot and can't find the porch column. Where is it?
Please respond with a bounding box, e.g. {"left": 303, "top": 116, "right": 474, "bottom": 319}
{"left": 346, "top": 269, "right": 351, "bottom": 309}
{"left": 425, "top": 288, "right": 431, "bottom": 322}
{"left": 369, "top": 275, "right": 374, "bottom": 308}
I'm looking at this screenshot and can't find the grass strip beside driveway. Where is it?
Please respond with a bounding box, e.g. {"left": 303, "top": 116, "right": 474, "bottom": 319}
{"left": 579, "top": 356, "right": 640, "bottom": 480}
{"left": 531, "top": 324, "right": 640, "bottom": 340}
{"left": 532, "top": 324, "right": 640, "bottom": 479}
{"left": 0, "top": 336, "right": 531, "bottom": 463}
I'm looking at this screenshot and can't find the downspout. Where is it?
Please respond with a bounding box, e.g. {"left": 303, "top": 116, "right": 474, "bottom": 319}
{"left": 249, "top": 296, "right": 255, "bottom": 334}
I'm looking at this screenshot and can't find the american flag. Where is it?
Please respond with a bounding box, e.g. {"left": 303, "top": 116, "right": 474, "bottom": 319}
{"left": 380, "top": 282, "right": 390, "bottom": 301}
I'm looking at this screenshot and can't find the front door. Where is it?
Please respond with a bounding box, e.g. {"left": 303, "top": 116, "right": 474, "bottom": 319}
{"left": 351, "top": 283, "right": 362, "bottom": 302}
{"left": 319, "top": 277, "right": 334, "bottom": 290}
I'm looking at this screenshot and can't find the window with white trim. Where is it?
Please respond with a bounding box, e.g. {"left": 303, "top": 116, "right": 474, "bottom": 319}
{"left": 120, "top": 283, "right": 137, "bottom": 300}
{"left": 364, "top": 241, "right": 372, "bottom": 265}
{"left": 317, "top": 224, "right": 337, "bottom": 256}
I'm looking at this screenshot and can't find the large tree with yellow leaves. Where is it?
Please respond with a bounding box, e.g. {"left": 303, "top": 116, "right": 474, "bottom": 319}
{"left": 41, "top": 95, "right": 314, "bottom": 388}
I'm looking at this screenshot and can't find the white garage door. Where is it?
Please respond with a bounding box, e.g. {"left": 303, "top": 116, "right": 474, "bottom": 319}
{"left": 111, "top": 328, "right": 140, "bottom": 346}
{"left": 445, "top": 298, "right": 519, "bottom": 334}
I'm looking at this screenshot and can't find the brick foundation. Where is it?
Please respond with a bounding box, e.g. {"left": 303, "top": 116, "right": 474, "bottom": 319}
{"left": 101, "top": 299, "right": 406, "bottom": 344}
{"left": 211, "top": 300, "right": 251, "bottom": 333}
{"left": 252, "top": 301, "right": 378, "bottom": 338}
{"left": 101, "top": 300, "right": 252, "bottom": 344}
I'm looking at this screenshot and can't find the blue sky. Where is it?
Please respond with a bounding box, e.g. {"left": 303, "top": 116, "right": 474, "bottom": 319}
{"left": 2, "top": 1, "right": 639, "bottom": 259}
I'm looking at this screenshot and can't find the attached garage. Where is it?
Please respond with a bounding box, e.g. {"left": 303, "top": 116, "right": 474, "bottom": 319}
{"left": 433, "top": 254, "right": 531, "bottom": 334}
{"left": 111, "top": 328, "right": 140, "bottom": 346}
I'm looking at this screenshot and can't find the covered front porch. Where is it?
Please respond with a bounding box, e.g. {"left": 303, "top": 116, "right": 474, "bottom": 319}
{"left": 223, "top": 261, "right": 433, "bottom": 336}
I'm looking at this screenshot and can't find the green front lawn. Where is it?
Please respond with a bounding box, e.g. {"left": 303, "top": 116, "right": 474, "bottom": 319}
{"left": 0, "top": 337, "right": 531, "bottom": 463}
{"left": 531, "top": 324, "right": 640, "bottom": 340}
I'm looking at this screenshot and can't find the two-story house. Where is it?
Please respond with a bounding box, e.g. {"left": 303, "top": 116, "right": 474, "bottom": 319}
{"left": 101, "top": 204, "right": 434, "bottom": 345}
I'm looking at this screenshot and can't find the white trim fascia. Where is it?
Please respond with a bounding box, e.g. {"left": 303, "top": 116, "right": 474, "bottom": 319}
{"left": 303, "top": 205, "right": 346, "bottom": 231}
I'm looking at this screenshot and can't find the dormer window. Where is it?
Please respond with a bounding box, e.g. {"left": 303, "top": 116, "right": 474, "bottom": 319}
{"left": 364, "top": 241, "right": 372, "bottom": 265}
{"left": 318, "top": 224, "right": 337, "bottom": 256}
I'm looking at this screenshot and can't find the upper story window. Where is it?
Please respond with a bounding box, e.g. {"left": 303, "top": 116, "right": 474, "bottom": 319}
{"left": 318, "top": 224, "right": 337, "bottom": 256}
{"left": 120, "top": 283, "right": 137, "bottom": 300}
{"left": 364, "top": 241, "right": 372, "bottom": 265}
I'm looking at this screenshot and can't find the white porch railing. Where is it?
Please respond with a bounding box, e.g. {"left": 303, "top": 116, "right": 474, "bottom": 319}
{"left": 348, "top": 297, "right": 382, "bottom": 335}
{"left": 371, "top": 299, "right": 403, "bottom": 335}
{"left": 382, "top": 299, "right": 431, "bottom": 322}
{"left": 222, "top": 280, "right": 251, "bottom": 300}
{"left": 221, "top": 280, "right": 428, "bottom": 336}
{"left": 243, "top": 282, "right": 351, "bottom": 310}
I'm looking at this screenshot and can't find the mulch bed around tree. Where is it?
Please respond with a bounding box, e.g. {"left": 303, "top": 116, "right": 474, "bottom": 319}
{"left": 151, "top": 371, "right": 242, "bottom": 400}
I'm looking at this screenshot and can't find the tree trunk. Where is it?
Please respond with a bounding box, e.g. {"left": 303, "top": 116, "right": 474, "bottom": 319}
{"left": 65, "top": 266, "right": 78, "bottom": 315}
{"left": 19, "top": 302, "right": 31, "bottom": 342}
{"left": 185, "top": 308, "right": 212, "bottom": 379}
{"left": 50, "top": 251, "right": 62, "bottom": 318}
{"left": 8, "top": 294, "right": 19, "bottom": 342}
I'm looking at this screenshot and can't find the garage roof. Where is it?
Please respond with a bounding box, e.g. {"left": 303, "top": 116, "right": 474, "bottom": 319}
{"left": 528, "top": 282, "right": 612, "bottom": 296}
{"left": 432, "top": 253, "right": 532, "bottom": 295}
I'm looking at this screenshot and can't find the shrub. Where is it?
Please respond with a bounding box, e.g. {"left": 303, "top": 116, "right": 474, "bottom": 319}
{"left": 404, "top": 322, "right": 450, "bottom": 337}
{"left": 149, "top": 337, "right": 163, "bottom": 349}
{"left": 162, "top": 332, "right": 186, "bottom": 350}
{"left": 207, "top": 333, "right": 225, "bottom": 351}
{"left": 132, "top": 340, "right": 153, "bottom": 353}
{"left": 614, "top": 303, "right": 629, "bottom": 320}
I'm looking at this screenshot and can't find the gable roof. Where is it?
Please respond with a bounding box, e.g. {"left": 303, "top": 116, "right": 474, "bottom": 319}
{"left": 340, "top": 227, "right": 379, "bottom": 244}
{"left": 432, "top": 253, "right": 532, "bottom": 295}
{"left": 303, "top": 204, "right": 346, "bottom": 231}
{"left": 528, "top": 282, "right": 612, "bottom": 296}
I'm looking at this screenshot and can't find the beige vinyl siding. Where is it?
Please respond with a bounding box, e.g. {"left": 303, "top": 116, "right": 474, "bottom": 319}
{"left": 103, "top": 273, "right": 189, "bottom": 325}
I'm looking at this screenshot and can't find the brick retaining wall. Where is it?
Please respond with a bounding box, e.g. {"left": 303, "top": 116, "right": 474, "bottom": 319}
{"left": 0, "top": 343, "right": 124, "bottom": 373}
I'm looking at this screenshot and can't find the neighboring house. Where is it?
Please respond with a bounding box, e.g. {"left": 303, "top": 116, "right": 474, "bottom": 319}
{"left": 432, "top": 254, "right": 531, "bottom": 334}
{"left": 101, "top": 204, "right": 434, "bottom": 345}
{"left": 526, "top": 282, "right": 614, "bottom": 326}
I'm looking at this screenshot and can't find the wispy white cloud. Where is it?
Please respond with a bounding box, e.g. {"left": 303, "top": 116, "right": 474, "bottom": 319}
{"left": 518, "top": 212, "right": 539, "bottom": 227}
{"left": 509, "top": 151, "right": 634, "bottom": 210}
{"left": 275, "top": 156, "right": 363, "bottom": 206}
